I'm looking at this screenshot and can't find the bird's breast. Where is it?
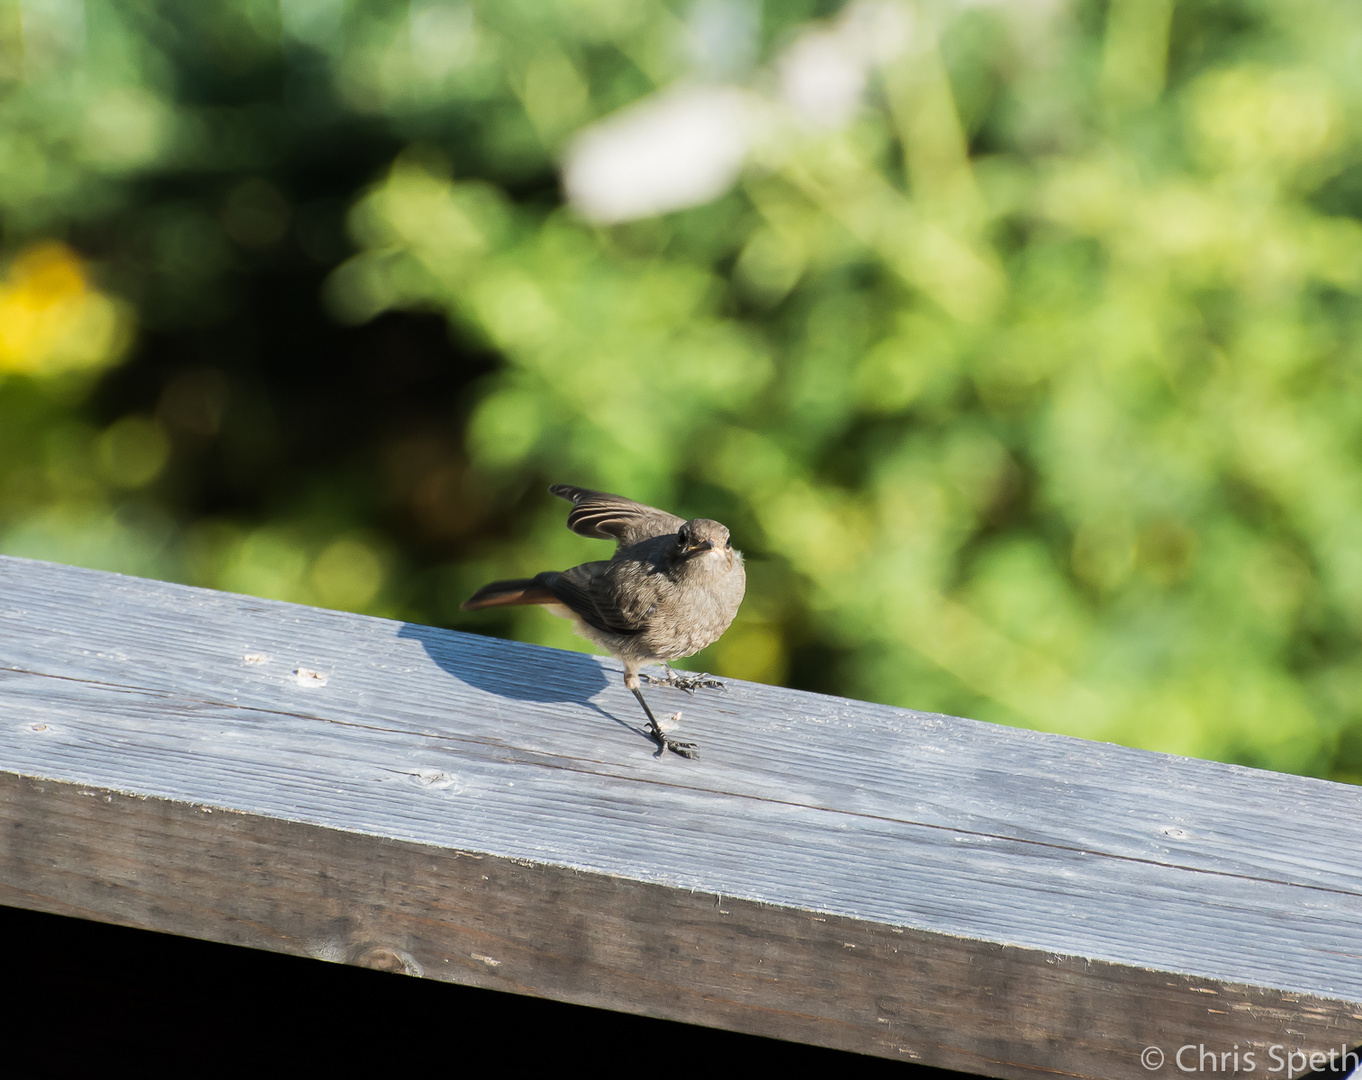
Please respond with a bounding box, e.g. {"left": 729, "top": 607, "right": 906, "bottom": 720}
{"left": 643, "top": 553, "right": 746, "bottom": 660}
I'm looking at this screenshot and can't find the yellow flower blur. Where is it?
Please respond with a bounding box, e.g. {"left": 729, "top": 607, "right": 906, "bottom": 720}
{"left": 0, "top": 242, "right": 130, "bottom": 377}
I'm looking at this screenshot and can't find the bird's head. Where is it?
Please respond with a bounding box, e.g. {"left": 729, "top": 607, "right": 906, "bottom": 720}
{"left": 677, "top": 518, "right": 733, "bottom": 560}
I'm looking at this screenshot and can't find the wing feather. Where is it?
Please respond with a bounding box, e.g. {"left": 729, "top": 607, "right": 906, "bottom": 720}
{"left": 538, "top": 562, "right": 644, "bottom": 636}
{"left": 549, "top": 484, "right": 685, "bottom": 549}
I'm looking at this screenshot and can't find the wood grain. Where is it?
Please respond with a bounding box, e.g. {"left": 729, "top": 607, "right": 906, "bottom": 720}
{"left": 0, "top": 554, "right": 1358, "bottom": 1077}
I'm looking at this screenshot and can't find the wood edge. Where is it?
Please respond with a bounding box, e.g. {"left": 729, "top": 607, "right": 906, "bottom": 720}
{"left": 0, "top": 771, "right": 1356, "bottom": 1078}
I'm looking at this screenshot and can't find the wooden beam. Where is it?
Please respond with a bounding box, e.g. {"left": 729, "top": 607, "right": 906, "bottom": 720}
{"left": 0, "top": 554, "right": 1357, "bottom": 1077}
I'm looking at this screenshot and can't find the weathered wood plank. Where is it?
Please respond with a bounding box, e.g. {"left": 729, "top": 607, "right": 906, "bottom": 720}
{"left": 0, "top": 554, "right": 1358, "bottom": 1077}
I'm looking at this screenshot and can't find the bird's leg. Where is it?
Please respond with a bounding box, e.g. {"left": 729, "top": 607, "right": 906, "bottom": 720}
{"left": 625, "top": 675, "right": 698, "bottom": 760}
{"left": 641, "top": 663, "right": 725, "bottom": 694}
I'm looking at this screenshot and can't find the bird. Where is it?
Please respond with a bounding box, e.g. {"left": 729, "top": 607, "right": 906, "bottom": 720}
{"left": 461, "top": 484, "right": 746, "bottom": 759}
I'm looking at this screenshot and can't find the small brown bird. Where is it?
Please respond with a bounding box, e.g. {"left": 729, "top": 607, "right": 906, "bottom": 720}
{"left": 461, "top": 484, "right": 746, "bottom": 758}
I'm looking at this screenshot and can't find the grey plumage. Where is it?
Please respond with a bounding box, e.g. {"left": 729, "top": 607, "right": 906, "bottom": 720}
{"left": 461, "top": 484, "right": 746, "bottom": 758}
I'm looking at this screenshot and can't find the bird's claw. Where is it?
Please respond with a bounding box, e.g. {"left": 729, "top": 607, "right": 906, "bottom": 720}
{"left": 647, "top": 714, "right": 699, "bottom": 760}
{"left": 665, "top": 739, "right": 699, "bottom": 760}
{"left": 644, "top": 668, "right": 726, "bottom": 694}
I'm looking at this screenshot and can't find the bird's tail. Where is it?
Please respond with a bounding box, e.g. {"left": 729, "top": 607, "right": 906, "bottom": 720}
{"left": 460, "top": 577, "right": 558, "bottom": 611}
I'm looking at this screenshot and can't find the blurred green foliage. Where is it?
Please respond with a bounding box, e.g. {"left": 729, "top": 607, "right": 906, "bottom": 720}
{"left": 4, "top": 0, "right": 1362, "bottom": 781}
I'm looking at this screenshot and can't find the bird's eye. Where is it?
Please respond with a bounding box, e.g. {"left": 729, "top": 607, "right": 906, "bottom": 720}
{"left": 725, "top": 538, "right": 732, "bottom": 550}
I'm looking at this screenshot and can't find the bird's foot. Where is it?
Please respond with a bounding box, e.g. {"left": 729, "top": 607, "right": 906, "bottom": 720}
{"left": 643, "top": 666, "right": 725, "bottom": 694}
{"left": 648, "top": 713, "right": 699, "bottom": 760}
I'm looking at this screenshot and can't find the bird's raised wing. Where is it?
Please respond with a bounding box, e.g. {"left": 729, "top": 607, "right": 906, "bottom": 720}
{"left": 549, "top": 484, "right": 685, "bottom": 549}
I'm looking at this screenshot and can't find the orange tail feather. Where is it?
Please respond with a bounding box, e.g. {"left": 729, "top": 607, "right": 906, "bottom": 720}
{"left": 460, "top": 578, "right": 557, "bottom": 610}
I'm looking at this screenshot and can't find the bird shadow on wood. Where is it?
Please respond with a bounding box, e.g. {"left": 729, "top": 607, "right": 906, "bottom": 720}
{"left": 396, "top": 623, "right": 657, "bottom": 749}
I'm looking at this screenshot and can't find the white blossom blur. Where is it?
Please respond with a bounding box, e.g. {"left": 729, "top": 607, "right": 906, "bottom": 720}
{"left": 779, "top": 0, "right": 916, "bottom": 127}
{"left": 563, "top": 84, "right": 760, "bottom": 225}
{"left": 563, "top": 0, "right": 915, "bottom": 223}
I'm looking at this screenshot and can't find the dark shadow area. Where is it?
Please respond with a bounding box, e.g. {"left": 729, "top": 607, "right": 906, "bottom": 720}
{"left": 1301, "top": 1045, "right": 1362, "bottom": 1077}
{"left": 397, "top": 622, "right": 611, "bottom": 705}
{"left": 397, "top": 622, "right": 724, "bottom": 756}
{"left": 69, "top": 21, "right": 525, "bottom": 624}
{"left": 397, "top": 621, "right": 667, "bottom": 752}
{"left": 1, "top": 904, "right": 977, "bottom": 1075}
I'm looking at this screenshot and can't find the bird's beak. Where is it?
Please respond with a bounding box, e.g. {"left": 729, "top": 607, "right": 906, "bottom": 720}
{"left": 682, "top": 539, "right": 715, "bottom": 557}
